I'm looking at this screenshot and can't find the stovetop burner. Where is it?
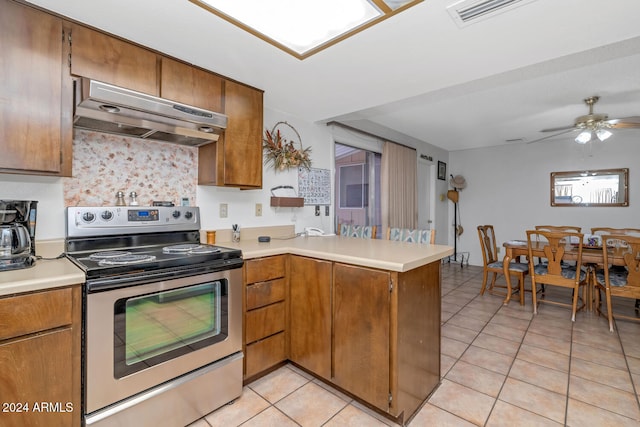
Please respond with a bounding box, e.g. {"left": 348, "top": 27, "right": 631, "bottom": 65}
{"left": 97, "top": 254, "right": 157, "bottom": 266}
{"left": 162, "top": 244, "right": 221, "bottom": 255}
{"left": 89, "top": 251, "right": 132, "bottom": 260}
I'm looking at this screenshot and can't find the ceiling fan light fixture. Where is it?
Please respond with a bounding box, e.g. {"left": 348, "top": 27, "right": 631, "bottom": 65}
{"left": 596, "top": 129, "right": 612, "bottom": 141}
{"left": 575, "top": 130, "right": 592, "bottom": 144}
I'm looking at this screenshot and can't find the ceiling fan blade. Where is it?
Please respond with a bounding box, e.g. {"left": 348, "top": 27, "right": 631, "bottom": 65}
{"left": 540, "top": 124, "right": 576, "bottom": 133}
{"left": 607, "top": 116, "right": 640, "bottom": 129}
{"left": 526, "top": 129, "right": 576, "bottom": 144}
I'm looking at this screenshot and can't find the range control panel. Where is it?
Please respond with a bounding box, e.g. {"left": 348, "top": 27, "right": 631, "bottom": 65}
{"left": 66, "top": 206, "right": 200, "bottom": 237}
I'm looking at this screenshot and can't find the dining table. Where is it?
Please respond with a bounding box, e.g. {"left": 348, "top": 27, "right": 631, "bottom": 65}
{"left": 501, "top": 239, "right": 625, "bottom": 307}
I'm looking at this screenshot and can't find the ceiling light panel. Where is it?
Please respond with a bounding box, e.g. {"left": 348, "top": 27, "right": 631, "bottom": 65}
{"left": 190, "top": 0, "right": 423, "bottom": 59}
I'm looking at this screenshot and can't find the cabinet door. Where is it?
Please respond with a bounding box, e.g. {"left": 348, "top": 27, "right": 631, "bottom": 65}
{"left": 70, "top": 23, "right": 158, "bottom": 95}
{"left": 160, "top": 57, "right": 223, "bottom": 112}
{"left": 198, "top": 80, "right": 263, "bottom": 188}
{"left": 333, "top": 263, "right": 390, "bottom": 411}
{"left": 289, "top": 256, "right": 332, "bottom": 379}
{"left": 0, "top": 329, "right": 75, "bottom": 427}
{"left": 0, "top": 0, "right": 71, "bottom": 175}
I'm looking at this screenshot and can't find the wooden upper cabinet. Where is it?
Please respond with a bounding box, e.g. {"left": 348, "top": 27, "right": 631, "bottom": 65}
{"left": 0, "top": 0, "right": 72, "bottom": 176}
{"left": 160, "top": 57, "right": 223, "bottom": 112}
{"left": 223, "top": 81, "right": 263, "bottom": 188}
{"left": 199, "top": 80, "right": 263, "bottom": 188}
{"left": 69, "top": 23, "right": 158, "bottom": 95}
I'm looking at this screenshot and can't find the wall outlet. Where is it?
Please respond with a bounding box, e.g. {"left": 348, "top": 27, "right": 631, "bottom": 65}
{"left": 255, "top": 203, "right": 262, "bottom": 216}
{"left": 219, "top": 203, "right": 228, "bottom": 218}
{"left": 315, "top": 205, "right": 320, "bottom": 216}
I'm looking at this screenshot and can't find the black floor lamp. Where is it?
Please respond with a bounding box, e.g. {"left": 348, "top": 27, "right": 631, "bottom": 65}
{"left": 447, "top": 175, "right": 469, "bottom": 268}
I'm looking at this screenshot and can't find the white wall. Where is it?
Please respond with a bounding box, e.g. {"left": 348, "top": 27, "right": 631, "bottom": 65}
{"left": 0, "top": 174, "right": 65, "bottom": 240}
{"left": 197, "top": 107, "right": 336, "bottom": 235}
{"left": 449, "top": 134, "right": 640, "bottom": 266}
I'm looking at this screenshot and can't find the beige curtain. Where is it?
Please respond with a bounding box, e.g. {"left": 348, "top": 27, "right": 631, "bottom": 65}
{"left": 381, "top": 141, "right": 417, "bottom": 236}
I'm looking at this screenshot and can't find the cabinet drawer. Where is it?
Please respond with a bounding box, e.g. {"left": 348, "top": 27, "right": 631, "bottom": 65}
{"left": 0, "top": 287, "right": 73, "bottom": 341}
{"left": 245, "top": 255, "right": 285, "bottom": 284}
{"left": 245, "top": 332, "right": 286, "bottom": 378}
{"left": 246, "top": 278, "right": 286, "bottom": 310}
{"left": 245, "top": 301, "right": 285, "bottom": 344}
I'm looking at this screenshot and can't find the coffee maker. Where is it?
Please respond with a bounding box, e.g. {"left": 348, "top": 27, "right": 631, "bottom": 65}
{"left": 0, "top": 200, "right": 37, "bottom": 271}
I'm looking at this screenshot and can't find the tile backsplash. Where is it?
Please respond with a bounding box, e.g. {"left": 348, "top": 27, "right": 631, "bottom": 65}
{"left": 63, "top": 130, "right": 197, "bottom": 207}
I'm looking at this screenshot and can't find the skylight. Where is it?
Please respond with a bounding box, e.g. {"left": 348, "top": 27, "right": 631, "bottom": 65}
{"left": 189, "top": 0, "right": 423, "bottom": 59}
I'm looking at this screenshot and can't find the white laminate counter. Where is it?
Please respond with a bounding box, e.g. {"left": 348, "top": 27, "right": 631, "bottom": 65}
{"left": 221, "top": 235, "right": 453, "bottom": 272}
{"left": 0, "top": 235, "right": 452, "bottom": 296}
{"left": 0, "top": 257, "right": 85, "bottom": 297}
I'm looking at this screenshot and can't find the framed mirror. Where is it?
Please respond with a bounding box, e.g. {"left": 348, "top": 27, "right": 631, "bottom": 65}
{"left": 551, "top": 168, "right": 628, "bottom": 207}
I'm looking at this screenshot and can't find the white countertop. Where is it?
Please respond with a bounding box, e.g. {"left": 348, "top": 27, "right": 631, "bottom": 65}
{"left": 222, "top": 235, "right": 453, "bottom": 272}
{"left": 0, "top": 234, "right": 453, "bottom": 297}
{"left": 0, "top": 257, "right": 85, "bottom": 297}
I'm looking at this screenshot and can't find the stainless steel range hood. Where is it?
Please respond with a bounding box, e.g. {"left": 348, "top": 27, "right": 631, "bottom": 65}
{"left": 73, "top": 78, "right": 227, "bottom": 147}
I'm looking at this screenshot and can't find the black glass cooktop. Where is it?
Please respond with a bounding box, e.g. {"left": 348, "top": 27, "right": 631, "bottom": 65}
{"left": 66, "top": 243, "right": 242, "bottom": 280}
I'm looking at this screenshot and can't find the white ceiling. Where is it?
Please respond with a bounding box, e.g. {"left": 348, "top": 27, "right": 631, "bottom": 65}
{"left": 26, "top": 0, "right": 640, "bottom": 151}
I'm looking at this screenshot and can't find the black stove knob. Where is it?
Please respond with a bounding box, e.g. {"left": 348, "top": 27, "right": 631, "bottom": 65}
{"left": 82, "top": 212, "right": 95, "bottom": 223}
{"left": 101, "top": 210, "right": 114, "bottom": 221}
{"left": 172, "top": 210, "right": 181, "bottom": 219}
{"left": 184, "top": 211, "right": 193, "bottom": 220}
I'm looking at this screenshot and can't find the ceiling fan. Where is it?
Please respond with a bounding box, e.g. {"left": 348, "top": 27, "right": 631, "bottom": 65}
{"left": 528, "top": 96, "right": 640, "bottom": 144}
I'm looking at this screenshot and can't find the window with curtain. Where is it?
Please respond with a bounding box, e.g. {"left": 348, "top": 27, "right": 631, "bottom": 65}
{"left": 334, "top": 143, "right": 381, "bottom": 238}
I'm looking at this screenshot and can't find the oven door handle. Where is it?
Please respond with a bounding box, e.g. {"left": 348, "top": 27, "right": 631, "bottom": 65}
{"left": 85, "top": 259, "right": 243, "bottom": 292}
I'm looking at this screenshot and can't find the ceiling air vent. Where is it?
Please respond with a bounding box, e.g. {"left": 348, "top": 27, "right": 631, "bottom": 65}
{"left": 447, "top": 0, "right": 537, "bottom": 27}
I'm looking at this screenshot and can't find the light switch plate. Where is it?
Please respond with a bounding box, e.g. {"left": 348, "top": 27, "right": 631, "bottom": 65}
{"left": 255, "top": 203, "right": 262, "bottom": 216}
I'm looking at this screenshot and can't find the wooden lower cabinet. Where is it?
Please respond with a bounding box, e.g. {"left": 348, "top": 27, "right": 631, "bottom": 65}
{"left": 245, "top": 301, "right": 285, "bottom": 344}
{"left": 243, "top": 256, "right": 287, "bottom": 380}
{"left": 333, "top": 263, "right": 391, "bottom": 411}
{"left": 0, "top": 286, "right": 81, "bottom": 427}
{"left": 245, "top": 332, "right": 286, "bottom": 379}
{"left": 289, "top": 256, "right": 332, "bottom": 379}
{"left": 245, "top": 254, "right": 441, "bottom": 424}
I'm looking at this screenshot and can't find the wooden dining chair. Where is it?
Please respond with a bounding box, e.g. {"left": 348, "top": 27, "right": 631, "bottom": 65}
{"left": 534, "top": 225, "right": 582, "bottom": 267}
{"left": 526, "top": 230, "right": 588, "bottom": 320}
{"left": 594, "top": 234, "right": 640, "bottom": 332}
{"left": 590, "top": 228, "right": 640, "bottom": 310}
{"left": 535, "top": 225, "right": 582, "bottom": 232}
{"left": 477, "top": 225, "right": 529, "bottom": 305}
{"left": 386, "top": 227, "right": 435, "bottom": 244}
{"left": 338, "top": 224, "right": 377, "bottom": 239}
{"left": 591, "top": 227, "right": 640, "bottom": 236}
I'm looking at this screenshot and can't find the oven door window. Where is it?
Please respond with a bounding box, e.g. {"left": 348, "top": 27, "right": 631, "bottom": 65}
{"left": 114, "top": 280, "right": 228, "bottom": 378}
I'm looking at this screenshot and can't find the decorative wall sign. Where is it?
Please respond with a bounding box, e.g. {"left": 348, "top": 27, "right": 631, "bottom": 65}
{"left": 298, "top": 167, "right": 331, "bottom": 205}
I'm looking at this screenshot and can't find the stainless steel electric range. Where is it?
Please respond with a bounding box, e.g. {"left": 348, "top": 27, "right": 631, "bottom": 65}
{"left": 65, "top": 206, "right": 243, "bottom": 427}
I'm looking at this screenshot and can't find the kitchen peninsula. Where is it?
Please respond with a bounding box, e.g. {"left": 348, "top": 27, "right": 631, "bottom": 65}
{"left": 227, "top": 232, "right": 452, "bottom": 425}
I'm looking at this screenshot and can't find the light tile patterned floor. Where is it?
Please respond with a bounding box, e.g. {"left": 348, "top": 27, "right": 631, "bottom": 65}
{"left": 190, "top": 263, "right": 640, "bottom": 426}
